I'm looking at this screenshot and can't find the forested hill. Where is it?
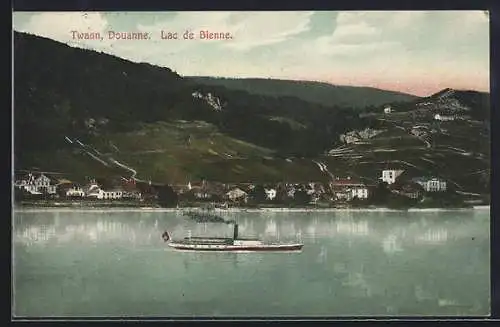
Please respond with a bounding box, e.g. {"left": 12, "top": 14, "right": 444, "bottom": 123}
{"left": 14, "top": 31, "right": 374, "bottom": 181}
{"left": 188, "top": 76, "right": 418, "bottom": 109}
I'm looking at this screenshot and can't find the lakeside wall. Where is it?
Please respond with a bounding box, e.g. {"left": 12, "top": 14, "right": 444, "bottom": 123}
{"left": 13, "top": 205, "right": 490, "bottom": 213}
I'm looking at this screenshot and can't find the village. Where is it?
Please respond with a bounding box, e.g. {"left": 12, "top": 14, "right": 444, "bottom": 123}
{"left": 12, "top": 92, "right": 488, "bottom": 210}
{"left": 13, "top": 167, "right": 463, "bottom": 209}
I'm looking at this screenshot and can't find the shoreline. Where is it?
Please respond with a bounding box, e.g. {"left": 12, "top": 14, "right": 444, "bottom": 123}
{"left": 13, "top": 205, "right": 490, "bottom": 213}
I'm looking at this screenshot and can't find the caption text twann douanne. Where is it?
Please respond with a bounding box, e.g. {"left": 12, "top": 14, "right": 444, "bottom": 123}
{"left": 71, "top": 30, "right": 233, "bottom": 41}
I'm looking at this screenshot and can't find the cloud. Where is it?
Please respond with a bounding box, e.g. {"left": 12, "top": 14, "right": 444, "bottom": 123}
{"left": 333, "top": 21, "right": 379, "bottom": 38}
{"left": 14, "top": 11, "right": 315, "bottom": 64}
{"left": 306, "top": 10, "right": 488, "bottom": 69}
{"left": 138, "top": 11, "right": 314, "bottom": 51}
{"left": 221, "top": 11, "right": 313, "bottom": 50}
{"left": 12, "top": 11, "right": 489, "bottom": 95}
{"left": 15, "top": 12, "right": 110, "bottom": 49}
{"left": 314, "top": 36, "right": 399, "bottom": 56}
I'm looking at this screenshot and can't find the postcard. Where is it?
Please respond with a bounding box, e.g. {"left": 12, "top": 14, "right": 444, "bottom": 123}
{"left": 12, "top": 10, "right": 490, "bottom": 318}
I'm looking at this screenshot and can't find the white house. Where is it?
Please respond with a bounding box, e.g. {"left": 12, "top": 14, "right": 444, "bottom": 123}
{"left": 103, "top": 189, "right": 123, "bottom": 199}
{"left": 66, "top": 186, "right": 85, "bottom": 197}
{"left": 265, "top": 188, "right": 277, "bottom": 201}
{"left": 434, "top": 114, "right": 455, "bottom": 121}
{"left": 193, "top": 189, "right": 212, "bottom": 199}
{"left": 85, "top": 182, "right": 101, "bottom": 197}
{"left": 122, "top": 191, "right": 142, "bottom": 200}
{"left": 87, "top": 188, "right": 123, "bottom": 200}
{"left": 434, "top": 113, "right": 467, "bottom": 121}
{"left": 381, "top": 169, "right": 405, "bottom": 185}
{"left": 351, "top": 187, "right": 369, "bottom": 200}
{"left": 330, "top": 178, "right": 369, "bottom": 201}
{"left": 85, "top": 181, "right": 123, "bottom": 199}
{"left": 412, "top": 177, "right": 447, "bottom": 192}
{"left": 15, "top": 173, "right": 57, "bottom": 194}
{"left": 226, "top": 188, "right": 247, "bottom": 202}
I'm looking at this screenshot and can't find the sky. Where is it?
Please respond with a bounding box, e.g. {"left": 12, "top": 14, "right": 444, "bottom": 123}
{"left": 12, "top": 11, "right": 490, "bottom": 96}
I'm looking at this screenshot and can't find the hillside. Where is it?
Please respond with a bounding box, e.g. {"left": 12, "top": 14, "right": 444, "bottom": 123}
{"left": 188, "top": 76, "right": 418, "bottom": 109}
{"left": 375, "top": 88, "right": 490, "bottom": 120}
{"left": 13, "top": 32, "right": 490, "bottom": 194}
{"left": 326, "top": 89, "right": 491, "bottom": 193}
{"left": 14, "top": 31, "right": 365, "bottom": 183}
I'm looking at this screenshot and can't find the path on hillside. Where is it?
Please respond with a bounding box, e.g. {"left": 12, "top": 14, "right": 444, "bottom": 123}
{"left": 312, "top": 160, "right": 335, "bottom": 180}
{"left": 377, "top": 118, "right": 431, "bottom": 148}
{"left": 66, "top": 136, "right": 145, "bottom": 182}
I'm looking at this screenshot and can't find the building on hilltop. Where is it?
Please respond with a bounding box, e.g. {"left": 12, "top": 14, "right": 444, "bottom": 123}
{"left": 329, "top": 177, "right": 369, "bottom": 201}
{"left": 411, "top": 177, "right": 447, "bottom": 192}
{"left": 433, "top": 113, "right": 469, "bottom": 122}
{"left": 434, "top": 114, "right": 456, "bottom": 121}
{"left": 380, "top": 169, "right": 405, "bottom": 185}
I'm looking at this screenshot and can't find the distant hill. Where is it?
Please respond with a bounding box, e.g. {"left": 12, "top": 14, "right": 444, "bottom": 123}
{"left": 187, "top": 76, "right": 418, "bottom": 109}
{"left": 380, "top": 87, "right": 490, "bottom": 121}
{"left": 13, "top": 31, "right": 490, "bottom": 194}
{"left": 426, "top": 88, "right": 490, "bottom": 120}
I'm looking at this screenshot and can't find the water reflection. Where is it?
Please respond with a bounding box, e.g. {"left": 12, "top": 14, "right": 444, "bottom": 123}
{"left": 13, "top": 209, "right": 490, "bottom": 317}
{"left": 264, "top": 219, "right": 277, "bottom": 236}
{"left": 175, "top": 250, "right": 265, "bottom": 269}
{"left": 336, "top": 219, "right": 369, "bottom": 236}
{"left": 15, "top": 214, "right": 164, "bottom": 246}
{"left": 382, "top": 234, "right": 403, "bottom": 254}
{"left": 14, "top": 211, "right": 464, "bottom": 249}
{"left": 317, "top": 245, "right": 328, "bottom": 263}
{"left": 343, "top": 271, "right": 372, "bottom": 298}
{"left": 415, "top": 228, "right": 448, "bottom": 245}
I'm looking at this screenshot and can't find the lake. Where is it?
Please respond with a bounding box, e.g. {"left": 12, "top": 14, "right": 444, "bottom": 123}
{"left": 12, "top": 209, "right": 490, "bottom": 317}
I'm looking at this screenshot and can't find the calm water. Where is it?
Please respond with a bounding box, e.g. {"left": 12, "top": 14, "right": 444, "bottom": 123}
{"left": 12, "top": 209, "right": 490, "bottom": 317}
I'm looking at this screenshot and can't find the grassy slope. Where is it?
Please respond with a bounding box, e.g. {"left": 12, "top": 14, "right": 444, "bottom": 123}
{"left": 322, "top": 110, "right": 490, "bottom": 193}
{"left": 44, "top": 121, "right": 331, "bottom": 184}
{"left": 24, "top": 115, "right": 489, "bottom": 193}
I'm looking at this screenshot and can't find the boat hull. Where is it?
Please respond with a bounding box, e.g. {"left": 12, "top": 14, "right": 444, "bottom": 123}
{"left": 167, "top": 242, "right": 304, "bottom": 252}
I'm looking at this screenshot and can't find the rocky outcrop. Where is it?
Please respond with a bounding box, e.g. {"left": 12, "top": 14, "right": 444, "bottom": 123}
{"left": 339, "top": 128, "right": 385, "bottom": 144}
{"left": 192, "top": 91, "right": 225, "bottom": 111}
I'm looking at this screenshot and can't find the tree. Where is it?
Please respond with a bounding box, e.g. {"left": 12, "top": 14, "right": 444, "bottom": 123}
{"left": 292, "top": 190, "right": 310, "bottom": 206}
{"left": 56, "top": 185, "right": 68, "bottom": 198}
{"left": 387, "top": 194, "right": 415, "bottom": 209}
{"left": 274, "top": 184, "right": 290, "bottom": 205}
{"left": 248, "top": 184, "right": 267, "bottom": 203}
{"left": 369, "top": 182, "right": 390, "bottom": 204}
{"left": 157, "top": 185, "right": 178, "bottom": 207}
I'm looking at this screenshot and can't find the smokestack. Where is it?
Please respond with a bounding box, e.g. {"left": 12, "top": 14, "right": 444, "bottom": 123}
{"left": 233, "top": 223, "right": 239, "bottom": 240}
